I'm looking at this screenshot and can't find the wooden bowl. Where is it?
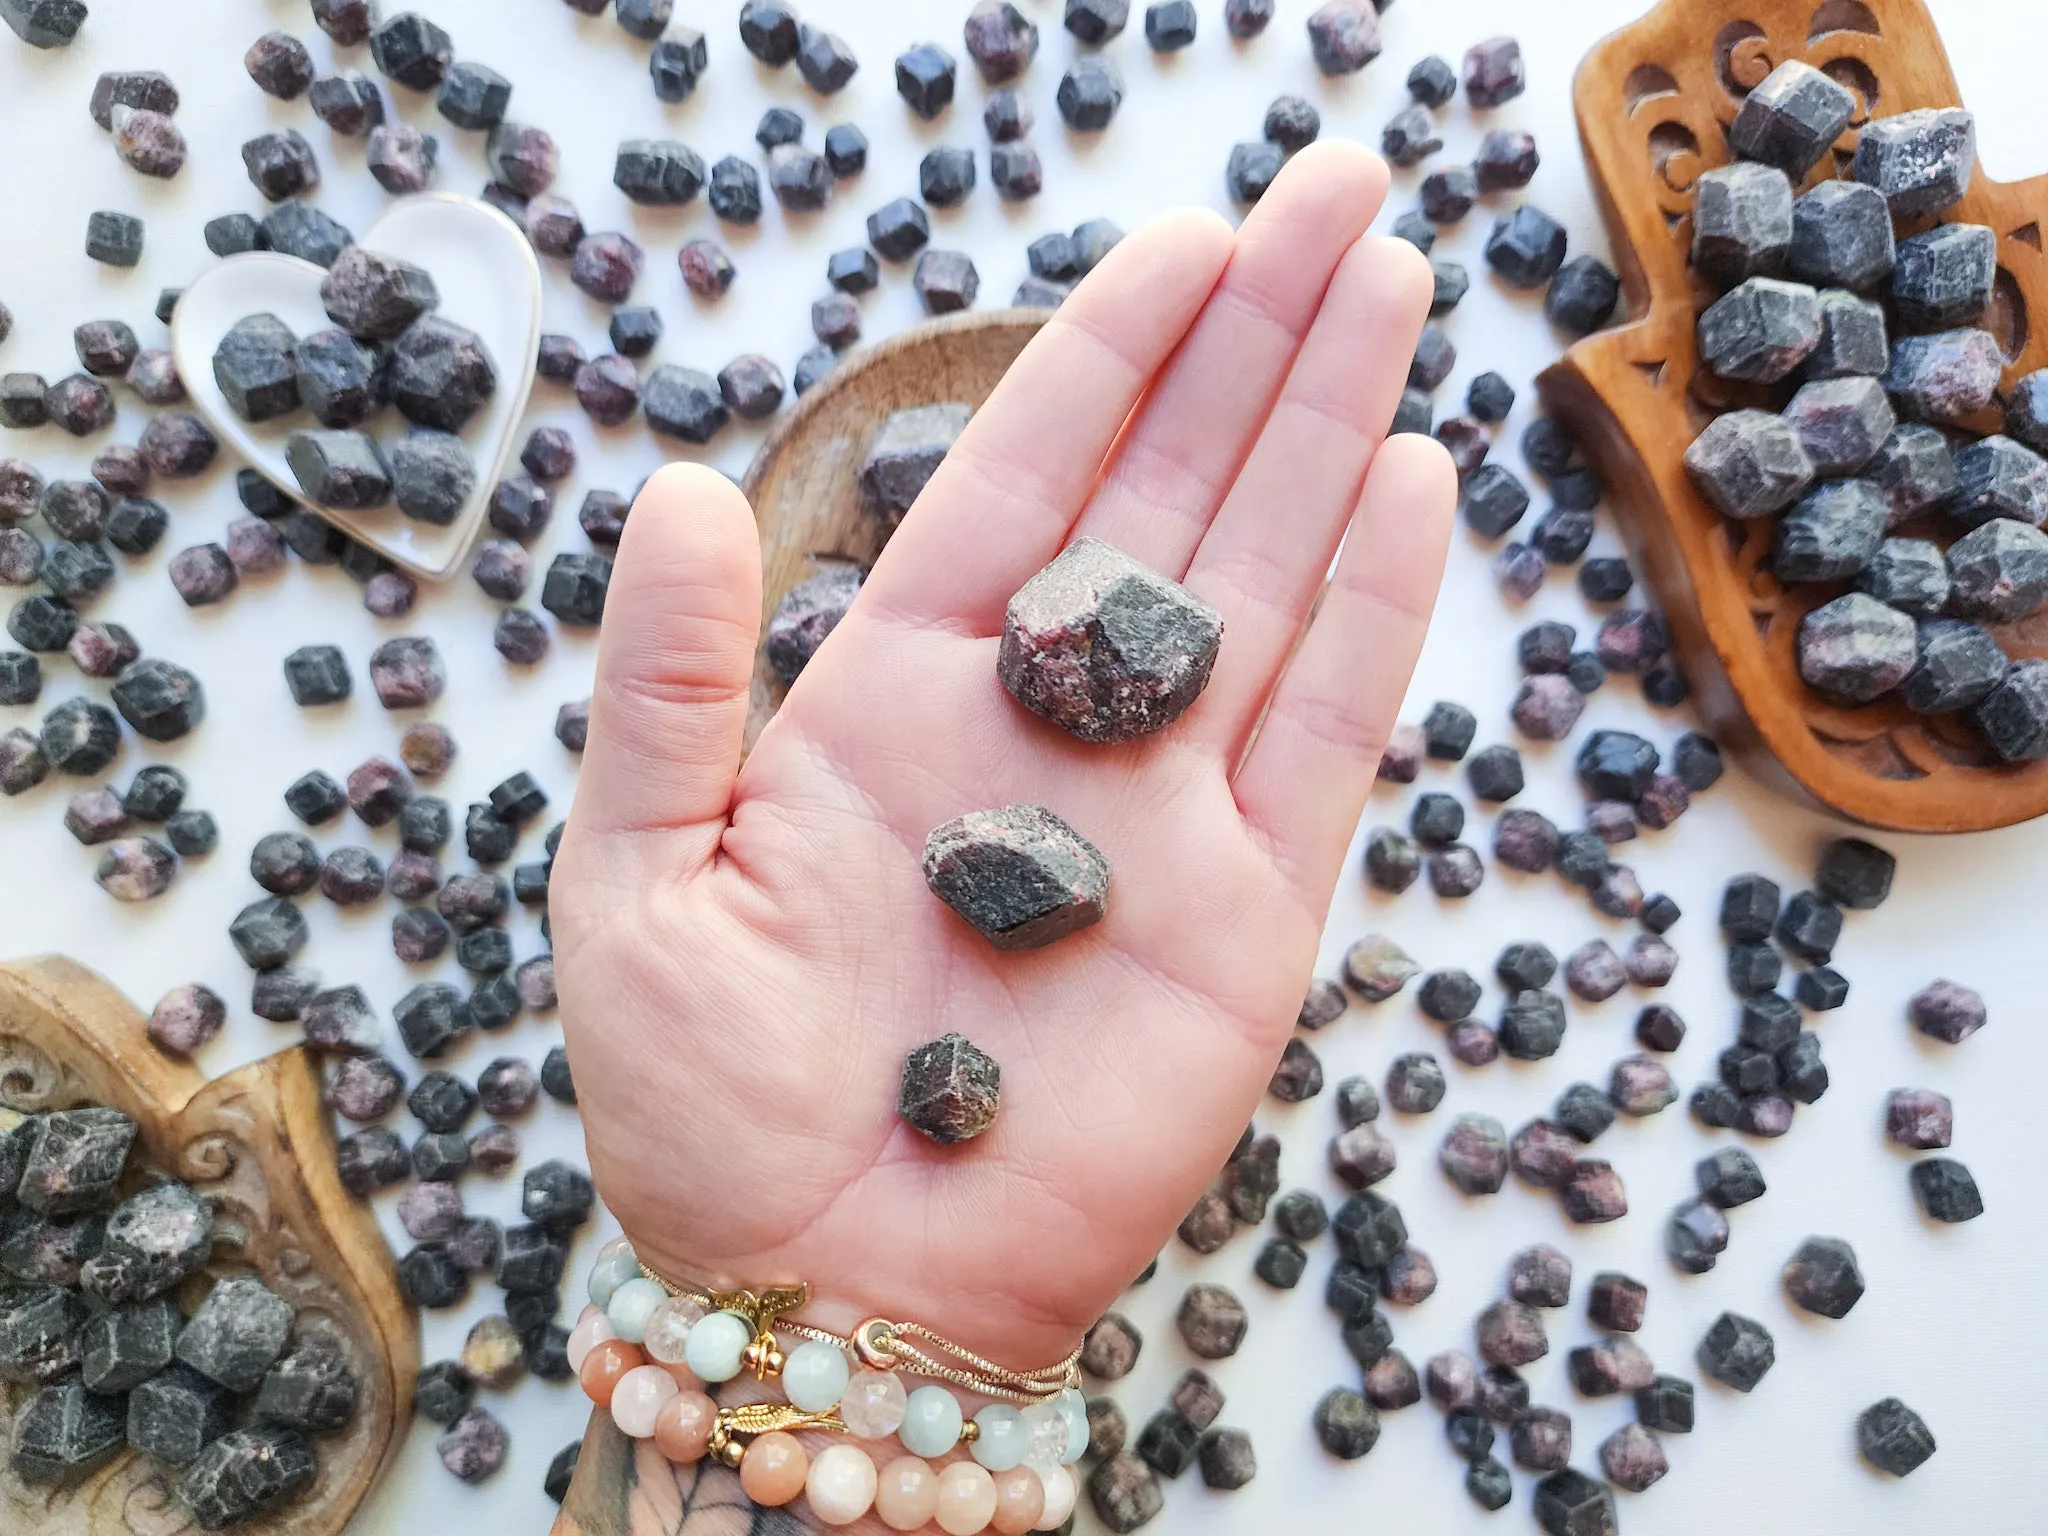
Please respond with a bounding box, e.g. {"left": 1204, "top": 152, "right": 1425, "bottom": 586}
{"left": 0, "top": 955, "right": 416, "bottom": 1536}
{"left": 1535, "top": 0, "right": 2048, "bottom": 831}
{"left": 738, "top": 308, "right": 1050, "bottom": 749}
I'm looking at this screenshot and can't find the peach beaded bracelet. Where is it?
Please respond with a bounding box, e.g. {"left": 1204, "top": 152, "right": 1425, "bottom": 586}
{"left": 570, "top": 1238, "right": 1087, "bottom": 1533}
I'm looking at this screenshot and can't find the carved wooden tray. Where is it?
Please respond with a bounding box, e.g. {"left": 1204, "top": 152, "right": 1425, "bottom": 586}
{"left": 738, "top": 308, "right": 1049, "bottom": 749}
{"left": 1535, "top": 0, "right": 2048, "bottom": 831}
{"left": 0, "top": 955, "right": 417, "bottom": 1535}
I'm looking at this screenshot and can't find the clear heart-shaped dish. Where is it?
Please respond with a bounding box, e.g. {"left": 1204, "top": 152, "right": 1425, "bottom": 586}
{"left": 171, "top": 193, "right": 541, "bottom": 583}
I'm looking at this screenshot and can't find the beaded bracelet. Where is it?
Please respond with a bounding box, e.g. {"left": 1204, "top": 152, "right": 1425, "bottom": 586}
{"left": 569, "top": 1238, "right": 1088, "bottom": 1533}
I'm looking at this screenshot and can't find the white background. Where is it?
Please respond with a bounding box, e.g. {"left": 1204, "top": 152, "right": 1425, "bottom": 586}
{"left": 2, "top": 1, "right": 2044, "bottom": 1532}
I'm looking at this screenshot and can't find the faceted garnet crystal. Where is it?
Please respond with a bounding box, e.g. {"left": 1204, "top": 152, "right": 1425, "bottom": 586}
{"left": 899, "top": 1033, "right": 1001, "bottom": 1145}
{"left": 1860, "top": 1398, "right": 1936, "bottom": 1477}
{"left": 767, "top": 565, "right": 863, "bottom": 686}
{"left": 177, "top": 1276, "right": 294, "bottom": 1390}
{"left": 390, "top": 317, "right": 496, "bottom": 432}
{"left": 999, "top": 538, "right": 1224, "bottom": 743}
{"left": 1789, "top": 180, "right": 1894, "bottom": 293}
{"left": 1854, "top": 108, "right": 1975, "bottom": 217}
{"left": 78, "top": 1297, "right": 179, "bottom": 1392}
{"left": 1697, "top": 277, "right": 1821, "bottom": 383}
{"left": 923, "top": 804, "right": 1110, "bottom": 951}
{"left": 1799, "top": 594, "right": 1916, "bottom": 703}
{"left": 214, "top": 314, "right": 300, "bottom": 423}
{"left": 0, "top": 1284, "right": 88, "bottom": 1383}
{"left": 81, "top": 1181, "right": 212, "bottom": 1303}
{"left": 16, "top": 1106, "right": 135, "bottom": 1212}
{"left": 1691, "top": 162, "right": 1793, "bottom": 288}
{"left": 1729, "top": 60, "right": 1855, "bottom": 178}
{"left": 1306, "top": 1, "right": 1381, "bottom": 76}
{"left": 1533, "top": 1469, "right": 1615, "bottom": 1536}
{"left": 177, "top": 1427, "right": 317, "bottom": 1527}
{"left": 1684, "top": 409, "right": 1813, "bottom": 518}
{"left": 320, "top": 245, "right": 438, "bottom": 340}
{"left": 1697, "top": 1311, "right": 1775, "bottom": 1391}
{"left": 11, "top": 1379, "right": 126, "bottom": 1485}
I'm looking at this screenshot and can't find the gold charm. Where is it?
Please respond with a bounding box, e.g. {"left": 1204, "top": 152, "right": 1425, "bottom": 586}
{"left": 706, "top": 1402, "right": 847, "bottom": 1466}
{"left": 704, "top": 1284, "right": 809, "bottom": 1381}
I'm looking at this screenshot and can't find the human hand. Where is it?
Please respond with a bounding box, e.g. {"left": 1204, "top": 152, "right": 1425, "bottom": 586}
{"left": 551, "top": 142, "right": 1454, "bottom": 1380}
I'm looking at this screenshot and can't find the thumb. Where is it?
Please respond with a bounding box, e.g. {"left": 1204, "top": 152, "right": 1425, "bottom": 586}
{"left": 569, "top": 463, "right": 762, "bottom": 873}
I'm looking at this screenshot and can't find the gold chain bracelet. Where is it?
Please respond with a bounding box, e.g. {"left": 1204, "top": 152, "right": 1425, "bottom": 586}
{"left": 637, "top": 1262, "right": 1082, "bottom": 1407}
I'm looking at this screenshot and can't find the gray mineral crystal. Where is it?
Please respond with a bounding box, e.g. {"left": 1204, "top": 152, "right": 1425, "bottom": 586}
{"left": 286, "top": 429, "right": 392, "bottom": 510}
{"left": 1772, "top": 480, "right": 1887, "bottom": 583}
{"left": 1858, "top": 540, "right": 1950, "bottom": 617}
{"left": 1947, "top": 519, "right": 2048, "bottom": 624}
{"left": 1788, "top": 180, "right": 1894, "bottom": 293}
{"left": 177, "top": 1427, "right": 317, "bottom": 1527}
{"left": 898, "top": 1032, "right": 1002, "bottom": 1144}
{"left": 1883, "top": 329, "right": 2005, "bottom": 424}
{"left": 128, "top": 1362, "right": 236, "bottom": 1464}
{"left": 766, "top": 563, "right": 864, "bottom": 686}
{"left": 320, "top": 244, "right": 439, "bottom": 340}
{"left": 9, "top": 1378, "right": 126, "bottom": 1485}
{"left": 78, "top": 1297, "right": 180, "bottom": 1393}
{"left": 0, "top": 1284, "right": 87, "bottom": 1384}
{"left": 212, "top": 313, "right": 300, "bottom": 423}
{"left": 254, "top": 1334, "right": 361, "bottom": 1431}
{"left": 1947, "top": 436, "right": 2048, "bottom": 529}
{"left": 1869, "top": 424, "right": 1958, "bottom": 525}
{"left": 1730, "top": 60, "right": 1854, "bottom": 177}
{"left": 1854, "top": 107, "right": 1975, "bottom": 217}
{"left": 390, "top": 431, "right": 476, "bottom": 526}
{"left": 1684, "top": 409, "right": 1813, "bottom": 518}
{"left": 16, "top": 1106, "right": 134, "bottom": 1213}
{"left": 176, "top": 1276, "right": 294, "bottom": 1392}
{"left": 922, "top": 804, "right": 1110, "bottom": 950}
{"left": 1697, "top": 277, "right": 1821, "bottom": 382}
{"left": 79, "top": 1180, "right": 213, "bottom": 1303}
{"left": 1781, "top": 376, "right": 1894, "bottom": 477}
{"left": 1806, "top": 290, "right": 1890, "bottom": 379}
{"left": 1690, "top": 162, "right": 1792, "bottom": 287}
{"left": 1976, "top": 659, "right": 2048, "bottom": 760}
{"left": 1859, "top": 1398, "right": 1937, "bottom": 1477}
{"left": 858, "top": 402, "right": 972, "bottom": 527}
{"left": 1798, "top": 594, "right": 1916, "bottom": 703}
{"left": 388, "top": 316, "right": 496, "bottom": 433}
{"left": 1892, "top": 223, "right": 1996, "bottom": 332}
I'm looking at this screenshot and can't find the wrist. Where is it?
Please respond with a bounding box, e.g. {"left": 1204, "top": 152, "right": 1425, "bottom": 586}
{"left": 617, "top": 1223, "right": 1090, "bottom": 1377}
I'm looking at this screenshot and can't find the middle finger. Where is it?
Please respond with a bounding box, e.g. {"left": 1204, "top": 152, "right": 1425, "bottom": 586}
{"left": 1064, "top": 140, "right": 1390, "bottom": 577}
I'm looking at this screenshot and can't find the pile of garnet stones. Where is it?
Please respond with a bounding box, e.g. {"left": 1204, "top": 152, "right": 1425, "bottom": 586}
{"left": 1681, "top": 63, "right": 2048, "bottom": 760}
{"left": 1, "top": 1100, "right": 358, "bottom": 1526}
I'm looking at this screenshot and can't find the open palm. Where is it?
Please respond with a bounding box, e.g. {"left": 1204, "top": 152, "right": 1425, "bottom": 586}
{"left": 551, "top": 143, "right": 1454, "bottom": 1374}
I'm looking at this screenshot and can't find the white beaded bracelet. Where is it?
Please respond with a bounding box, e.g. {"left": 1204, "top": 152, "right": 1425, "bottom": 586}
{"left": 569, "top": 1237, "right": 1087, "bottom": 1533}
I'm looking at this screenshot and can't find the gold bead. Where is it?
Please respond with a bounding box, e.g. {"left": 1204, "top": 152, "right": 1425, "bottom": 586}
{"left": 959, "top": 1420, "right": 981, "bottom": 1443}
{"left": 763, "top": 1345, "right": 786, "bottom": 1379}
{"left": 720, "top": 1439, "right": 746, "bottom": 1469}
